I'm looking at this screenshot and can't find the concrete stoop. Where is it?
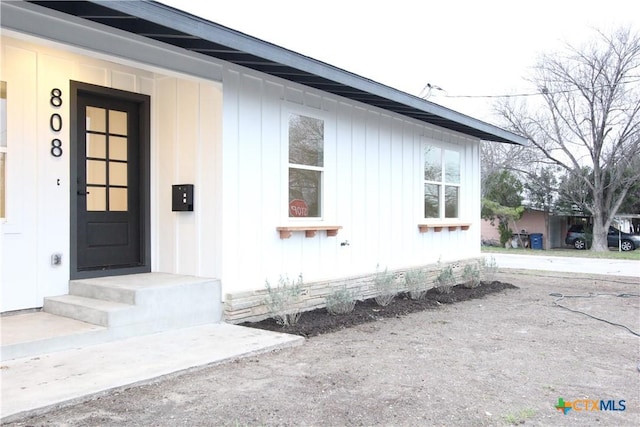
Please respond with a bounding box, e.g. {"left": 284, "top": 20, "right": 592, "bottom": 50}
{"left": 1, "top": 273, "right": 223, "bottom": 361}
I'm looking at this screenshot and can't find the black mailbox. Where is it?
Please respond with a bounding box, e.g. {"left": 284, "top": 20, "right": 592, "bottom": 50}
{"left": 172, "top": 184, "right": 194, "bottom": 211}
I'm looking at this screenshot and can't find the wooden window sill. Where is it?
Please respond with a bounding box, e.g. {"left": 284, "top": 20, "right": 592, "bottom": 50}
{"left": 276, "top": 226, "right": 343, "bottom": 239}
{"left": 418, "top": 223, "right": 471, "bottom": 233}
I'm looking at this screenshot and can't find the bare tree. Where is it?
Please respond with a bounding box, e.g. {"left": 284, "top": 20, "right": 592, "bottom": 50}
{"left": 496, "top": 27, "right": 640, "bottom": 251}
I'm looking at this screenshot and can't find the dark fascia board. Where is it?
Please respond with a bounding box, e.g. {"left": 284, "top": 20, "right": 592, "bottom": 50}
{"left": 33, "top": 0, "right": 527, "bottom": 145}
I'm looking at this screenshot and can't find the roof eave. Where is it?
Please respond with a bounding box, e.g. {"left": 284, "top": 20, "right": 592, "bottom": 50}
{"left": 23, "top": 0, "right": 528, "bottom": 145}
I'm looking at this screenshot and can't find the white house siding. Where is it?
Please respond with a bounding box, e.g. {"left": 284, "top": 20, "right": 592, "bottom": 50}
{"left": 0, "top": 34, "right": 223, "bottom": 311}
{"left": 153, "top": 77, "right": 223, "bottom": 278}
{"left": 0, "top": 36, "right": 141, "bottom": 310}
{"left": 220, "top": 66, "right": 482, "bottom": 296}
{"left": 1, "top": 41, "right": 40, "bottom": 311}
{"left": 1, "top": 2, "right": 482, "bottom": 312}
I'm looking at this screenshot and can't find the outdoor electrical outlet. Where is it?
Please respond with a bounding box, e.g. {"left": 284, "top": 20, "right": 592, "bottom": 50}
{"left": 51, "top": 253, "right": 62, "bottom": 266}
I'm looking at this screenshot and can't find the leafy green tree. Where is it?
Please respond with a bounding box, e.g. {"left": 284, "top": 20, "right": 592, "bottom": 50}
{"left": 482, "top": 170, "right": 523, "bottom": 208}
{"left": 524, "top": 166, "right": 558, "bottom": 212}
{"left": 619, "top": 182, "right": 640, "bottom": 214}
{"left": 482, "top": 170, "right": 525, "bottom": 246}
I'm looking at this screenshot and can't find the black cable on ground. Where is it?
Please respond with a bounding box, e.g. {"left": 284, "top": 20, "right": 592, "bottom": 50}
{"left": 549, "top": 292, "right": 640, "bottom": 337}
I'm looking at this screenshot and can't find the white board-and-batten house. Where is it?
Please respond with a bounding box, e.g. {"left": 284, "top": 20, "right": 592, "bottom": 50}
{"left": 0, "top": 1, "right": 526, "bottom": 336}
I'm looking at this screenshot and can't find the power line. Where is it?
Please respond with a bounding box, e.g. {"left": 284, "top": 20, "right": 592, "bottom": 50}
{"left": 423, "top": 78, "right": 640, "bottom": 100}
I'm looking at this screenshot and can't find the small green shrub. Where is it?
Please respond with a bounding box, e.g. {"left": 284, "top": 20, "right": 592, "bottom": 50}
{"left": 374, "top": 266, "right": 396, "bottom": 306}
{"left": 498, "top": 222, "right": 513, "bottom": 247}
{"left": 405, "top": 269, "right": 427, "bottom": 300}
{"left": 482, "top": 256, "right": 499, "bottom": 281}
{"left": 264, "top": 274, "right": 303, "bottom": 326}
{"left": 435, "top": 264, "right": 455, "bottom": 294}
{"left": 462, "top": 263, "right": 481, "bottom": 289}
{"left": 325, "top": 286, "right": 356, "bottom": 315}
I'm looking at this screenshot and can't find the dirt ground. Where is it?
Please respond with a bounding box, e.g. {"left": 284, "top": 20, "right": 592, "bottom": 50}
{"left": 6, "top": 270, "right": 640, "bottom": 426}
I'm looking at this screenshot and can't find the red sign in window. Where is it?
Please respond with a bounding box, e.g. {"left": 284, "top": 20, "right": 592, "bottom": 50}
{"left": 289, "top": 199, "right": 308, "bottom": 217}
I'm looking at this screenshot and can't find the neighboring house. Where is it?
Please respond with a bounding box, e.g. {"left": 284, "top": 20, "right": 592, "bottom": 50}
{"left": 0, "top": 1, "right": 525, "bottom": 321}
{"left": 481, "top": 208, "right": 640, "bottom": 250}
{"left": 481, "top": 208, "right": 569, "bottom": 249}
{"left": 614, "top": 214, "right": 640, "bottom": 235}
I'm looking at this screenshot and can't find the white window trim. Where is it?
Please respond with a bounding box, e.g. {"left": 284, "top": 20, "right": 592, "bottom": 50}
{"left": 281, "top": 105, "right": 330, "bottom": 224}
{"left": 422, "top": 140, "right": 463, "bottom": 221}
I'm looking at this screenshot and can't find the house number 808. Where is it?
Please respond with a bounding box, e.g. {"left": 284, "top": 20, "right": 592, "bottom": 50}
{"left": 50, "top": 88, "right": 63, "bottom": 157}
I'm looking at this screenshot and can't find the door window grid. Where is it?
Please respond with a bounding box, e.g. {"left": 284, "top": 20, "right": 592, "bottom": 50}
{"left": 85, "top": 106, "right": 128, "bottom": 211}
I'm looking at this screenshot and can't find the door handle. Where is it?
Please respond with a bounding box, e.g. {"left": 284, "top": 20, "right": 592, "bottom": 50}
{"left": 77, "top": 190, "right": 91, "bottom": 196}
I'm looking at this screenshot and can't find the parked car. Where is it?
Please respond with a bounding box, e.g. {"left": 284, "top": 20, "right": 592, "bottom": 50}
{"left": 565, "top": 224, "right": 640, "bottom": 251}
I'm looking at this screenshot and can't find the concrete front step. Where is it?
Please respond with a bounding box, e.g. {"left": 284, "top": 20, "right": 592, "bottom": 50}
{"left": 2, "top": 273, "right": 223, "bottom": 361}
{"left": 68, "top": 274, "right": 220, "bottom": 304}
{"left": 43, "top": 295, "right": 135, "bottom": 327}
{"left": 43, "top": 273, "right": 223, "bottom": 328}
{"left": 4, "top": 273, "right": 226, "bottom": 361}
{"left": 69, "top": 280, "right": 137, "bottom": 304}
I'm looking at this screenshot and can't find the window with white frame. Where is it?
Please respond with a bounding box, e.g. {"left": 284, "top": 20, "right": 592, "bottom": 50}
{"left": 288, "top": 113, "right": 324, "bottom": 218}
{"left": 423, "top": 144, "right": 461, "bottom": 219}
{"left": 0, "top": 81, "right": 6, "bottom": 218}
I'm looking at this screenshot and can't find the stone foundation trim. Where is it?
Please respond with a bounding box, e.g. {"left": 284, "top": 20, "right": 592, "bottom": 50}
{"left": 224, "top": 257, "right": 483, "bottom": 323}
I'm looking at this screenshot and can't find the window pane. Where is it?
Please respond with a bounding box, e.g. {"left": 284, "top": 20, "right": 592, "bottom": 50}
{"left": 109, "top": 110, "right": 127, "bottom": 135}
{"left": 87, "top": 187, "right": 106, "bottom": 211}
{"left": 424, "top": 183, "right": 440, "bottom": 218}
{"left": 289, "top": 168, "right": 321, "bottom": 217}
{"left": 445, "top": 186, "right": 459, "bottom": 218}
{"left": 87, "top": 160, "right": 106, "bottom": 185}
{"left": 289, "top": 114, "right": 324, "bottom": 167}
{"left": 109, "top": 188, "right": 128, "bottom": 211}
{"left": 110, "top": 136, "right": 127, "bottom": 161}
{"left": 424, "top": 145, "right": 441, "bottom": 181}
{"left": 445, "top": 150, "right": 460, "bottom": 184}
{"left": 109, "top": 162, "right": 127, "bottom": 186}
{"left": 87, "top": 134, "right": 106, "bottom": 159}
{"left": 86, "top": 107, "right": 106, "bottom": 132}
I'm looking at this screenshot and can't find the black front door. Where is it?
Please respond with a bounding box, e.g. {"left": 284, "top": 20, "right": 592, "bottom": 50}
{"left": 71, "top": 82, "right": 150, "bottom": 277}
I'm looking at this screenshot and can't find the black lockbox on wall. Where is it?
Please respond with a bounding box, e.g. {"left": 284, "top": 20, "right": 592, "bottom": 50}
{"left": 172, "top": 184, "right": 194, "bottom": 211}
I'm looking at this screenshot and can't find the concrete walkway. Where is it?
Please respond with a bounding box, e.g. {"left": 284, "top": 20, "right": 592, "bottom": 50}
{"left": 485, "top": 252, "right": 640, "bottom": 278}
{"left": 0, "top": 322, "right": 303, "bottom": 422}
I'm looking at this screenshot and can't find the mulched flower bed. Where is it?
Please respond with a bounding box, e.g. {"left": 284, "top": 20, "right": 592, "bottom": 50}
{"left": 241, "top": 280, "right": 518, "bottom": 338}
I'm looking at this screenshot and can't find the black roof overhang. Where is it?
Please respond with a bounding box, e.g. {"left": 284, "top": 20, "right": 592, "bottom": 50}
{"left": 27, "top": 0, "right": 526, "bottom": 145}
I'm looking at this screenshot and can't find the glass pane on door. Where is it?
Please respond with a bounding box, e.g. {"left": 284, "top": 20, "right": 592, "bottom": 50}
{"left": 87, "top": 187, "right": 106, "bottom": 211}
{"left": 109, "top": 188, "right": 128, "bottom": 211}
{"left": 86, "top": 107, "right": 106, "bottom": 132}
{"left": 87, "top": 134, "right": 106, "bottom": 158}
{"left": 85, "top": 107, "right": 129, "bottom": 212}
{"left": 87, "top": 160, "right": 106, "bottom": 185}
{"left": 110, "top": 136, "right": 127, "bottom": 161}
{"left": 109, "top": 110, "right": 127, "bottom": 135}
{"left": 109, "top": 162, "right": 127, "bottom": 186}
